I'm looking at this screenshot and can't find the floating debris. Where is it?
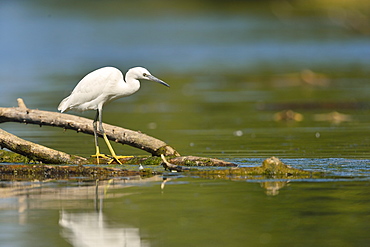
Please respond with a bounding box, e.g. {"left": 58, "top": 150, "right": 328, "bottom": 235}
{"left": 273, "top": 109, "right": 304, "bottom": 122}
{"left": 314, "top": 111, "right": 352, "bottom": 124}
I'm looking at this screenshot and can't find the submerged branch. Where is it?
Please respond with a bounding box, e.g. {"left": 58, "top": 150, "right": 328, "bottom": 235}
{"left": 161, "top": 154, "right": 191, "bottom": 172}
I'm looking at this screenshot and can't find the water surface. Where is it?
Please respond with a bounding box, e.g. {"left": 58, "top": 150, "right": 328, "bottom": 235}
{"left": 0, "top": 175, "right": 369, "bottom": 247}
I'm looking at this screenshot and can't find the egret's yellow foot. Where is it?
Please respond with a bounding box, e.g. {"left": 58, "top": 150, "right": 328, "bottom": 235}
{"left": 107, "top": 155, "right": 134, "bottom": 165}
{"left": 91, "top": 153, "right": 130, "bottom": 165}
{"left": 91, "top": 148, "right": 111, "bottom": 164}
{"left": 102, "top": 133, "right": 134, "bottom": 165}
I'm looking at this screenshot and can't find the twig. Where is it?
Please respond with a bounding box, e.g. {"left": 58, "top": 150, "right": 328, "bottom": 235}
{"left": 161, "top": 154, "right": 190, "bottom": 172}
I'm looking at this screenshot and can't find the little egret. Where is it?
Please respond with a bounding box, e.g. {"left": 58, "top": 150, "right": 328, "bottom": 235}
{"left": 58, "top": 66, "right": 170, "bottom": 164}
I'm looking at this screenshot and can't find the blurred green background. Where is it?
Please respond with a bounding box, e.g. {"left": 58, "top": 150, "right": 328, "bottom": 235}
{"left": 1, "top": 0, "right": 369, "bottom": 158}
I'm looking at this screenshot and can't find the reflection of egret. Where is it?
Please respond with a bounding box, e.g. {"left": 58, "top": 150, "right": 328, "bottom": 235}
{"left": 59, "top": 211, "right": 149, "bottom": 247}
{"left": 58, "top": 67, "right": 170, "bottom": 164}
{"left": 161, "top": 178, "right": 168, "bottom": 190}
{"left": 59, "top": 179, "right": 150, "bottom": 247}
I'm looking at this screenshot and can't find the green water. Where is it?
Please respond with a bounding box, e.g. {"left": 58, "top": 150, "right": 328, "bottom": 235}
{"left": 0, "top": 177, "right": 369, "bottom": 247}
{"left": 107, "top": 178, "right": 370, "bottom": 246}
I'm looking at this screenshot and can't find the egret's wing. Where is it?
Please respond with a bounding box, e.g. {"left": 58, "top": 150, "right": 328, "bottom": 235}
{"left": 58, "top": 67, "right": 123, "bottom": 112}
{"left": 72, "top": 67, "right": 121, "bottom": 93}
{"left": 57, "top": 96, "right": 70, "bottom": 112}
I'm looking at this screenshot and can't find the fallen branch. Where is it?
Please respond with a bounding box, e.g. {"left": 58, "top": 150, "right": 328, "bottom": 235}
{"left": 0, "top": 161, "right": 154, "bottom": 180}
{"left": 0, "top": 99, "right": 316, "bottom": 179}
{"left": 0, "top": 151, "right": 322, "bottom": 182}
{"left": 0, "top": 128, "right": 86, "bottom": 164}
{"left": 0, "top": 99, "right": 179, "bottom": 157}
{"left": 167, "top": 155, "right": 237, "bottom": 167}
{"left": 161, "top": 154, "right": 191, "bottom": 172}
{"left": 127, "top": 155, "right": 238, "bottom": 167}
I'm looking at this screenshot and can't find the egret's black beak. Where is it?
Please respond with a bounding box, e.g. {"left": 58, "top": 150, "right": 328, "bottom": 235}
{"left": 147, "top": 75, "right": 170, "bottom": 87}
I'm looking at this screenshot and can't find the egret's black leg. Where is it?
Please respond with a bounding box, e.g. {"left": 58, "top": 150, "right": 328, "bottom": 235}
{"left": 91, "top": 110, "right": 110, "bottom": 164}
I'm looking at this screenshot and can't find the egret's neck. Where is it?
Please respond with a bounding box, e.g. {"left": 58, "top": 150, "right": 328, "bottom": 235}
{"left": 124, "top": 75, "right": 141, "bottom": 95}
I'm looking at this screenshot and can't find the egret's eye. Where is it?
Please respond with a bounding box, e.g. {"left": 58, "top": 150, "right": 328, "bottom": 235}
{"left": 143, "top": 73, "right": 147, "bottom": 77}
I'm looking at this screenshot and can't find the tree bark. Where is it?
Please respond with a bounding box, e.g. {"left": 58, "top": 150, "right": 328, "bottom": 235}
{"left": 0, "top": 99, "right": 180, "bottom": 157}
{"left": 167, "top": 155, "right": 237, "bottom": 167}
{"left": 0, "top": 128, "right": 87, "bottom": 164}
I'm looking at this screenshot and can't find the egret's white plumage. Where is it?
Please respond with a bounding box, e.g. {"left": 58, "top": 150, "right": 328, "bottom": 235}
{"left": 58, "top": 66, "right": 168, "bottom": 112}
{"left": 58, "top": 66, "right": 169, "bottom": 164}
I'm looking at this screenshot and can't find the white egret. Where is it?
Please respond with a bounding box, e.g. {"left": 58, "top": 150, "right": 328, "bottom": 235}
{"left": 58, "top": 66, "right": 170, "bottom": 164}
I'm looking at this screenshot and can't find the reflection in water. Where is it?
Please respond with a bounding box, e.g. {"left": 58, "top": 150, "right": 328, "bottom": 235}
{"left": 260, "top": 181, "right": 289, "bottom": 196}
{"left": 59, "top": 180, "right": 150, "bottom": 247}
{"left": 0, "top": 177, "right": 164, "bottom": 247}
{"left": 1, "top": 174, "right": 370, "bottom": 246}
{"left": 162, "top": 175, "right": 289, "bottom": 196}
{"left": 59, "top": 210, "right": 149, "bottom": 247}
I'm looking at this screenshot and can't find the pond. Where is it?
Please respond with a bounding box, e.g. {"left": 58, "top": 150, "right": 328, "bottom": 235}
{"left": 0, "top": 0, "right": 370, "bottom": 246}
{"left": 0, "top": 173, "right": 369, "bottom": 247}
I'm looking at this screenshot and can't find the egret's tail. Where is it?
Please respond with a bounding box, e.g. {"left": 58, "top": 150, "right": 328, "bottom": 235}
{"left": 58, "top": 96, "right": 70, "bottom": 112}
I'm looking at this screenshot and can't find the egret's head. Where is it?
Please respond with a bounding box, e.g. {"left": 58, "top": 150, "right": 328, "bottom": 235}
{"left": 129, "top": 67, "right": 170, "bottom": 87}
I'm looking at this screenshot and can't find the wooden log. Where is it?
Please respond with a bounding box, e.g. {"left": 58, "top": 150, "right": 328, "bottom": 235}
{"left": 168, "top": 155, "right": 238, "bottom": 167}
{"left": 0, "top": 99, "right": 180, "bottom": 157}
{"left": 160, "top": 154, "right": 191, "bottom": 172}
{"left": 0, "top": 128, "right": 87, "bottom": 164}
{"left": 0, "top": 99, "right": 241, "bottom": 167}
